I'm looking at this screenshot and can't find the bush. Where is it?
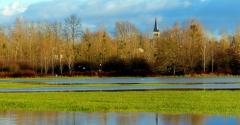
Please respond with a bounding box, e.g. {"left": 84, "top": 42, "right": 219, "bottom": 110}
{"left": 11, "top": 70, "right": 37, "bottom": 77}
{"left": 0, "top": 72, "right": 11, "bottom": 77}
{"left": 8, "top": 64, "right": 20, "bottom": 73}
{"left": 128, "top": 57, "right": 151, "bottom": 76}
{"left": 73, "top": 61, "right": 97, "bottom": 72}
{"left": 102, "top": 56, "right": 127, "bottom": 72}
{"left": 18, "top": 62, "right": 33, "bottom": 71}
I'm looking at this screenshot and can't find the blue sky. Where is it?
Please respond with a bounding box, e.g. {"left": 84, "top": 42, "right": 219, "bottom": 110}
{"left": 0, "top": 0, "right": 239, "bottom": 35}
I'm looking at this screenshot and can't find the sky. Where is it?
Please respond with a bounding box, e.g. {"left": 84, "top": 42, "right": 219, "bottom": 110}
{"left": 0, "top": 0, "right": 239, "bottom": 35}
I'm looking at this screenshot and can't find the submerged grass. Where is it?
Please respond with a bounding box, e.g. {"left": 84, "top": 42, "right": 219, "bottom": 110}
{"left": 0, "top": 82, "right": 52, "bottom": 88}
{"left": 0, "top": 91, "right": 240, "bottom": 115}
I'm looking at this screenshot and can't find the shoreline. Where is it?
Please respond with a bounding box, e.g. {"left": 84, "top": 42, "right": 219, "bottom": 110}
{"left": 1, "top": 74, "right": 240, "bottom": 79}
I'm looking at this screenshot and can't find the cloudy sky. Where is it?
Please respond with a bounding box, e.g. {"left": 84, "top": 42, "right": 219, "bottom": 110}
{"left": 0, "top": 0, "right": 239, "bottom": 35}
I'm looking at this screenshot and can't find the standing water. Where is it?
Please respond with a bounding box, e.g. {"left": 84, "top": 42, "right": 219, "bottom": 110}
{"left": 1, "top": 77, "right": 240, "bottom": 84}
{"left": 0, "top": 111, "right": 239, "bottom": 125}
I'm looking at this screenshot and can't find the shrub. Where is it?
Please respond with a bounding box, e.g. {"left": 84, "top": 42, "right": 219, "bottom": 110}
{"left": 18, "top": 62, "right": 33, "bottom": 70}
{"left": 73, "top": 61, "right": 97, "bottom": 72}
{"left": 11, "top": 70, "right": 37, "bottom": 77}
{"left": 102, "top": 56, "right": 127, "bottom": 72}
{"left": 0, "top": 72, "right": 11, "bottom": 77}
{"left": 8, "top": 64, "right": 20, "bottom": 73}
{"left": 128, "top": 57, "right": 151, "bottom": 76}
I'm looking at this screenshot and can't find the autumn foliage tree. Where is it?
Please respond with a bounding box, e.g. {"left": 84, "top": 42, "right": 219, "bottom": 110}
{"left": 0, "top": 17, "right": 239, "bottom": 77}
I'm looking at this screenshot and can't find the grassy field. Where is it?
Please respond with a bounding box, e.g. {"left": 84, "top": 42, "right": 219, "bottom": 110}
{"left": 0, "top": 76, "right": 239, "bottom": 115}
{"left": 0, "top": 90, "right": 239, "bottom": 115}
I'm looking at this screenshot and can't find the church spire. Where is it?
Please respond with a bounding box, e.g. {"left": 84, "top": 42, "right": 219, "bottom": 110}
{"left": 153, "top": 17, "right": 160, "bottom": 37}
{"left": 153, "top": 17, "right": 159, "bottom": 32}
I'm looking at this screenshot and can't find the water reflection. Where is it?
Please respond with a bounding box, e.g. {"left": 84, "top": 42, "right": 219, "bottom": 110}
{"left": 0, "top": 111, "right": 239, "bottom": 125}
{"left": 2, "top": 77, "right": 240, "bottom": 84}
{"left": 1, "top": 83, "right": 240, "bottom": 92}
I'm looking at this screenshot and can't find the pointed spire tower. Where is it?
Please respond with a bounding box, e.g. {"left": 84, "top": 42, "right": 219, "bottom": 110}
{"left": 153, "top": 17, "right": 160, "bottom": 37}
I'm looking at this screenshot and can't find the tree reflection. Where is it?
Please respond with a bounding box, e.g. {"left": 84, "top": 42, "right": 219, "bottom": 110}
{"left": 0, "top": 111, "right": 237, "bottom": 125}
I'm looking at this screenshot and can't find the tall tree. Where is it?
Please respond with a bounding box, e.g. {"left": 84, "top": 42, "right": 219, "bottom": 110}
{"left": 64, "top": 15, "right": 82, "bottom": 46}
{"left": 115, "top": 21, "right": 139, "bottom": 59}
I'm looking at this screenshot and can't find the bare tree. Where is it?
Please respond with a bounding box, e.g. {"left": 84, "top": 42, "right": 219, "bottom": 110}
{"left": 115, "top": 21, "right": 139, "bottom": 59}
{"left": 64, "top": 15, "right": 82, "bottom": 46}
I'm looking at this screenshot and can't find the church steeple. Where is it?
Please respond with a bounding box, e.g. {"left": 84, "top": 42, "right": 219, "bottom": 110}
{"left": 153, "top": 18, "right": 159, "bottom": 32}
{"left": 153, "top": 17, "right": 160, "bottom": 37}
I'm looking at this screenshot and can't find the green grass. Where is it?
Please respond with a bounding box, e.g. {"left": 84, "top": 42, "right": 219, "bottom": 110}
{"left": 0, "top": 91, "right": 240, "bottom": 115}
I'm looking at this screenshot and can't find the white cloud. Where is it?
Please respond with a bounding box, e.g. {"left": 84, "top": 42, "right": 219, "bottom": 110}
{"left": 0, "top": 0, "right": 194, "bottom": 30}
{"left": 183, "top": 1, "right": 192, "bottom": 7}
{"left": 1, "top": 0, "right": 27, "bottom": 16}
{"left": 106, "top": 0, "right": 192, "bottom": 13}
{"left": 144, "top": 0, "right": 191, "bottom": 11}
{"left": 23, "top": 0, "right": 192, "bottom": 17}
{"left": 82, "top": 23, "right": 96, "bottom": 29}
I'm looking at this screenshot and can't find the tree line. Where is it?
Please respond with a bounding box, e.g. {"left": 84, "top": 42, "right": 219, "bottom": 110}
{"left": 0, "top": 15, "right": 239, "bottom": 77}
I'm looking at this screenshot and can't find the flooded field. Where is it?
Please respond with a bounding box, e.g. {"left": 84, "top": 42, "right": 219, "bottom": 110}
{"left": 0, "top": 111, "right": 239, "bottom": 125}
{"left": 1, "top": 77, "right": 240, "bottom": 84}
{"left": 0, "top": 83, "right": 240, "bottom": 92}
{"left": 0, "top": 77, "right": 240, "bottom": 92}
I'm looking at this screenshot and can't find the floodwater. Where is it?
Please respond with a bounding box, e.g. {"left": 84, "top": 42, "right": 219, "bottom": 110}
{"left": 0, "top": 77, "right": 240, "bottom": 92}
{"left": 0, "top": 83, "right": 240, "bottom": 92}
{"left": 0, "top": 111, "right": 239, "bottom": 125}
{"left": 1, "top": 77, "right": 240, "bottom": 84}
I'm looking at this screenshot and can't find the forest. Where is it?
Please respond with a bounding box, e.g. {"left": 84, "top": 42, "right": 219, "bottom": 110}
{"left": 0, "top": 15, "right": 239, "bottom": 77}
